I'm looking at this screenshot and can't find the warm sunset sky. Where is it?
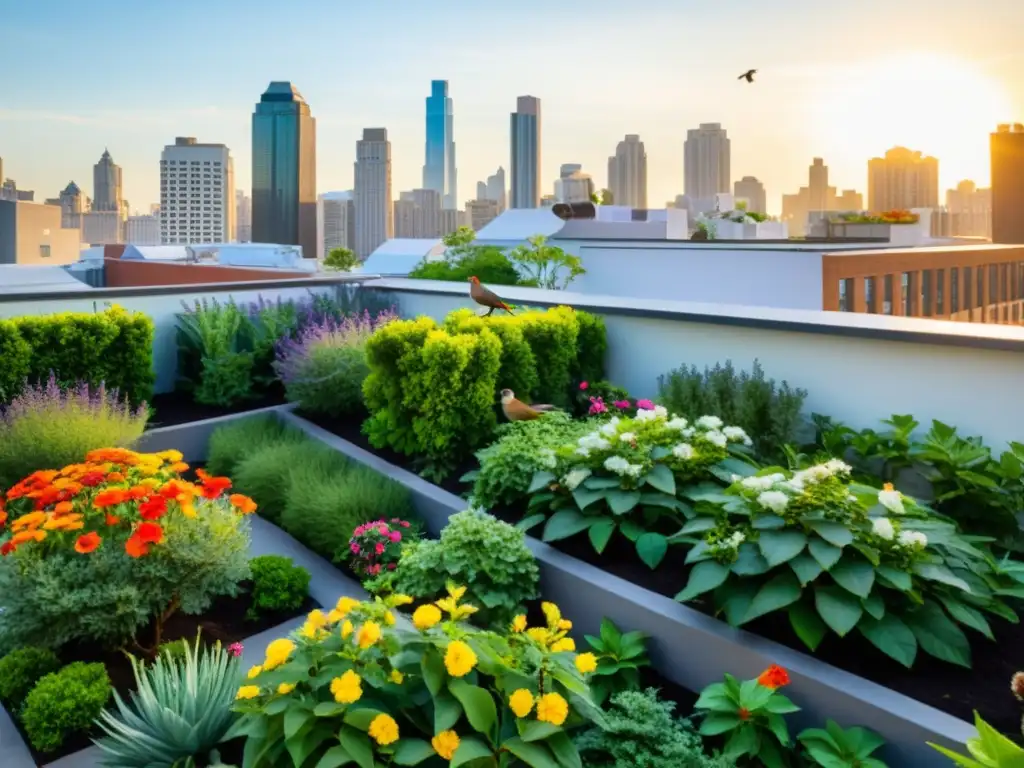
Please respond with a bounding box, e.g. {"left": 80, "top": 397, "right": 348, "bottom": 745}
{"left": 1, "top": 0, "right": 1022, "bottom": 213}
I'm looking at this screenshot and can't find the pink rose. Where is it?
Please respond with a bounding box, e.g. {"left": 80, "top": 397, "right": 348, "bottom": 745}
{"left": 375, "top": 542, "right": 386, "bottom": 555}
{"left": 389, "top": 531, "right": 402, "bottom": 543}
{"left": 400, "top": 521, "right": 410, "bottom": 528}
{"left": 613, "top": 400, "right": 630, "bottom": 409}
{"left": 636, "top": 399, "right": 655, "bottom": 410}
{"left": 588, "top": 396, "right": 608, "bottom": 415}
{"left": 227, "top": 642, "right": 243, "bottom": 658}
{"left": 368, "top": 564, "right": 382, "bottom": 576}
{"left": 350, "top": 542, "right": 361, "bottom": 554}
{"left": 579, "top": 381, "right": 589, "bottom": 390}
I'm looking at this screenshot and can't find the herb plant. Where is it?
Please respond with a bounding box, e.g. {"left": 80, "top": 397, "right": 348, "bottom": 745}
{"left": 247, "top": 555, "right": 310, "bottom": 621}
{"left": 0, "top": 647, "right": 61, "bottom": 710}
{"left": 581, "top": 617, "right": 651, "bottom": 705}
{"left": 798, "top": 720, "right": 889, "bottom": 767}
{"left": 20, "top": 661, "right": 111, "bottom": 754}
{"left": 928, "top": 711, "right": 1024, "bottom": 766}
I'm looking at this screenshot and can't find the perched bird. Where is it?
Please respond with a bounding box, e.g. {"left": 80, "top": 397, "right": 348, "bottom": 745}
{"left": 738, "top": 69, "right": 757, "bottom": 83}
{"left": 469, "top": 276, "right": 515, "bottom": 316}
{"left": 501, "top": 389, "right": 558, "bottom": 422}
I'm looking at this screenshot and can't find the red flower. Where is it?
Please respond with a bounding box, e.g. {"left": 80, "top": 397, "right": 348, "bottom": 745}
{"left": 738, "top": 707, "right": 751, "bottom": 721}
{"left": 139, "top": 496, "right": 167, "bottom": 520}
{"left": 757, "top": 664, "right": 790, "bottom": 690}
{"left": 0, "top": 509, "right": 7, "bottom": 529}
{"left": 135, "top": 522, "right": 164, "bottom": 544}
{"left": 74, "top": 531, "right": 102, "bottom": 554}
{"left": 159, "top": 481, "right": 184, "bottom": 500}
{"left": 105, "top": 513, "right": 122, "bottom": 526}
{"left": 125, "top": 535, "right": 149, "bottom": 558}
{"left": 196, "top": 469, "right": 232, "bottom": 498}
{"left": 1, "top": 541, "right": 14, "bottom": 556}
{"left": 93, "top": 489, "right": 128, "bottom": 508}
{"left": 579, "top": 381, "right": 589, "bottom": 390}
{"left": 80, "top": 472, "right": 106, "bottom": 488}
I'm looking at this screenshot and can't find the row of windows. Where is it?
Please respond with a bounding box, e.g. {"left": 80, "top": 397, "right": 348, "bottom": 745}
{"left": 160, "top": 161, "right": 223, "bottom": 166}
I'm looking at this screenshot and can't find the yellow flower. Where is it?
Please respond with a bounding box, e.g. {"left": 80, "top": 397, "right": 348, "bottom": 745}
{"left": 235, "top": 685, "right": 260, "bottom": 700}
{"left": 535, "top": 693, "right": 569, "bottom": 726}
{"left": 341, "top": 620, "right": 354, "bottom": 639}
{"left": 180, "top": 501, "right": 196, "bottom": 519}
{"left": 157, "top": 449, "right": 184, "bottom": 463}
{"left": 335, "top": 596, "right": 360, "bottom": 616}
{"left": 305, "top": 609, "right": 328, "bottom": 629}
{"left": 541, "top": 602, "right": 562, "bottom": 627}
{"left": 368, "top": 714, "right": 400, "bottom": 745}
{"left": 330, "top": 670, "right": 363, "bottom": 704}
{"left": 432, "top": 730, "right": 461, "bottom": 760}
{"left": 511, "top": 615, "right": 527, "bottom": 633}
{"left": 444, "top": 640, "right": 478, "bottom": 678}
{"left": 327, "top": 608, "right": 345, "bottom": 624}
{"left": 557, "top": 619, "right": 573, "bottom": 631}
{"left": 550, "top": 638, "right": 576, "bottom": 653}
{"left": 526, "top": 628, "right": 550, "bottom": 645}
{"left": 356, "top": 621, "right": 382, "bottom": 649}
{"left": 299, "top": 623, "right": 324, "bottom": 640}
{"left": 246, "top": 665, "right": 263, "bottom": 680}
{"left": 384, "top": 610, "right": 396, "bottom": 626}
{"left": 575, "top": 653, "right": 598, "bottom": 674}
{"left": 413, "top": 604, "right": 442, "bottom": 630}
{"left": 263, "top": 639, "right": 296, "bottom": 670}
{"left": 389, "top": 669, "right": 404, "bottom": 685}
{"left": 509, "top": 689, "right": 535, "bottom": 718}
{"left": 446, "top": 583, "right": 468, "bottom": 601}
{"left": 277, "top": 682, "right": 296, "bottom": 695}
{"left": 388, "top": 593, "right": 414, "bottom": 607}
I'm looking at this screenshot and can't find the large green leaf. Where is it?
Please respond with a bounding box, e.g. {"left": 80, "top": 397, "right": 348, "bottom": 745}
{"left": 517, "top": 514, "right": 546, "bottom": 533}
{"left": 519, "top": 721, "right": 563, "bottom": 742}
{"left": 584, "top": 476, "right": 623, "bottom": 490}
{"left": 543, "top": 510, "right": 597, "bottom": 541}
{"left": 788, "top": 601, "right": 828, "bottom": 651}
{"left": 528, "top": 471, "right": 556, "bottom": 493}
{"left": 588, "top": 520, "right": 616, "bottom": 553}
{"left": 680, "top": 517, "right": 717, "bottom": 535}
{"left": 914, "top": 563, "right": 971, "bottom": 593}
{"left": 502, "top": 736, "right": 561, "bottom": 767}
{"left": 718, "top": 580, "right": 759, "bottom": 626}
{"left": 451, "top": 736, "right": 495, "bottom": 767}
{"left": 392, "top": 739, "right": 436, "bottom": 765}
{"left": 546, "top": 731, "right": 583, "bottom": 768}
{"left": 808, "top": 539, "right": 842, "bottom": 570}
{"left": 809, "top": 520, "right": 854, "bottom": 548}
{"left": 876, "top": 565, "right": 913, "bottom": 592}
{"left": 732, "top": 543, "right": 771, "bottom": 576}
{"left": 339, "top": 725, "right": 375, "bottom": 768}
{"left": 758, "top": 530, "right": 808, "bottom": 567}
{"left": 788, "top": 553, "right": 824, "bottom": 586}
{"left": 571, "top": 486, "right": 606, "bottom": 511}
{"left": 829, "top": 556, "right": 875, "bottom": 598}
{"left": 752, "top": 515, "right": 787, "bottom": 530}
{"left": 422, "top": 647, "right": 445, "bottom": 696}
{"left": 742, "top": 571, "right": 803, "bottom": 624}
{"left": 858, "top": 614, "right": 918, "bottom": 667}
{"left": 434, "top": 690, "right": 463, "bottom": 732}
{"left": 607, "top": 490, "right": 642, "bottom": 515}
{"left": 814, "top": 585, "right": 864, "bottom": 636}
{"left": 904, "top": 602, "right": 972, "bottom": 668}
{"left": 644, "top": 463, "right": 676, "bottom": 495}
{"left": 449, "top": 678, "right": 497, "bottom": 736}
{"left": 314, "top": 745, "right": 355, "bottom": 768}
{"left": 636, "top": 532, "right": 669, "bottom": 569}
{"left": 675, "top": 560, "right": 730, "bottom": 602}
{"left": 939, "top": 596, "right": 994, "bottom": 640}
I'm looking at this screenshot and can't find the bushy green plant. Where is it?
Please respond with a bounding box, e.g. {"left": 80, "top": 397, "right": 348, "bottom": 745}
{"left": 576, "top": 688, "right": 728, "bottom": 768}
{"left": 675, "top": 460, "right": 1024, "bottom": 668}
{"left": 94, "top": 633, "right": 241, "bottom": 767}
{"left": 362, "top": 316, "right": 503, "bottom": 480}
{"left": 279, "top": 462, "right": 413, "bottom": 563}
{"left": 929, "top": 711, "right": 1024, "bottom": 766}
{"left": 21, "top": 661, "right": 111, "bottom": 754}
{"left": 233, "top": 440, "right": 344, "bottom": 525}
{"left": 155, "top": 637, "right": 192, "bottom": 664}
{"left": 444, "top": 308, "right": 540, "bottom": 403}
{"left": 507, "top": 235, "right": 586, "bottom": 290}
{"left": 391, "top": 509, "right": 539, "bottom": 629}
{"left": 582, "top": 618, "right": 651, "bottom": 705}
{"left": 516, "top": 306, "right": 580, "bottom": 408}
{"left": 408, "top": 244, "right": 524, "bottom": 285}
{"left": 205, "top": 415, "right": 303, "bottom": 478}
{"left": 0, "top": 317, "right": 32, "bottom": 402}
{"left": 0, "top": 647, "right": 61, "bottom": 710}
{"left": 658, "top": 359, "right": 807, "bottom": 461}
{"left": 248, "top": 555, "right": 310, "bottom": 620}
{"left": 572, "top": 311, "right": 607, "bottom": 386}
{"left": 798, "top": 720, "right": 889, "bottom": 767}
{"left": 465, "top": 412, "right": 595, "bottom": 510}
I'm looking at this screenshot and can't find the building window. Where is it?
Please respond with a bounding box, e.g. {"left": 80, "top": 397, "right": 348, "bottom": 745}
{"left": 902, "top": 272, "right": 916, "bottom": 315}
{"left": 977, "top": 265, "right": 984, "bottom": 308}
{"left": 921, "top": 270, "right": 932, "bottom": 316}
{"left": 964, "top": 267, "right": 973, "bottom": 310}
{"left": 39, "top": 244, "right": 51, "bottom": 259}
{"left": 838, "top": 278, "right": 853, "bottom": 311}
{"left": 935, "top": 269, "right": 944, "bottom": 315}
{"left": 950, "top": 267, "right": 959, "bottom": 313}
{"left": 864, "top": 276, "right": 876, "bottom": 313}
{"left": 1001, "top": 264, "right": 1009, "bottom": 302}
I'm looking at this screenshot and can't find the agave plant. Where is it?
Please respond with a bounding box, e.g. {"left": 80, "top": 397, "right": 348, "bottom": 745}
{"left": 93, "top": 632, "right": 240, "bottom": 768}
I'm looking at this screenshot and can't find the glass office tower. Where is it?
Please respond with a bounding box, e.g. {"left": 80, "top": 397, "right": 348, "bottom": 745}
{"left": 422, "top": 80, "right": 457, "bottom": 210}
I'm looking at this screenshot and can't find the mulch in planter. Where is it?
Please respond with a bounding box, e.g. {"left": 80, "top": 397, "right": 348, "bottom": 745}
{"left": 146, "top": 391, "right": 287, "bottom": 430}
{"left": 14, "top": 586, "right": 316, "bottom": 765}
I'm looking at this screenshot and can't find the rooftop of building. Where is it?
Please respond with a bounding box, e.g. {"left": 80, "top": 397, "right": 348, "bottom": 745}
{"left": 260, "top": 81, "right": 307, "bottom": 103}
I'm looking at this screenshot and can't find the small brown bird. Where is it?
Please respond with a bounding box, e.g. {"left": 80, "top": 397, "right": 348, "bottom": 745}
{"left": 469, "top": 276, "right": 514, "bottom": 316}
{"left": 738, "top": 69, "right": 757, "bottom": 83}
{"left": 501, "top": 389, "right": 558, "bottom": 422}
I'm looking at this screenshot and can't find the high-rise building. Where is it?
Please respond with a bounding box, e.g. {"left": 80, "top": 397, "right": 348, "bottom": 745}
{"left": 555, "top": 164, "right": 595, "bottom": 203}
{"left": 159, "top": 137, "right": 235, "bottom": 245}
{"left": 781, "top": 157, "right": 864, "bottom": 235}
{"left": 126, "top": 212, "right": 161, "bottom": 245}
{"left": 733, "top": 176, "right": 766, "bottom": 215}
{"left": 92, "top": 149, "right": 123, "bottom": 213}
{"left": 81, "top": 211, "right": 124, "bottom": 245}
{"left": 440, "top": 208, "right": 470, "bottom": 236}
{"left": 0, "top": 200, "right": 81, "bottom": 264}
{"left": 467, "top": 198, "right": 501, "bottom": 231}
{"left": 354, "top": 128, "right": 393, "bottom": 258}
{"left": 317, "top": 191, "right": 354, "bottom": 261}
{"left": 808, "top": 158, "right": 828, "bottom": 213}
{"left": 684, "top": 123, "right": 731, "bottom": 202}
{"left": 867, "top": 147, "right": 939, "bottom": 212}
{"left": 486, "top": 167, "right": 507, "bottom": 211}
{"left": 251, "top": 81, "right": 317, "bottom": 257}
{"left": 943, "top": 180, "right": 992, "bottom": 239}
{"left": 510, "top": 96, "right": 541, "bottom": 208}
{"left": 394, "top": 189, "right": 441, "bottom": 239}
{"left": 423, "top": 80, "right": 457, "bottom": 210}
{"left": 991, "top": 123, "right": 1024, "bottom": 244}
{"left": 235, "top": 191, "right": 252, "bottom": 242}
{"left": 607, "top": 135, "right": 647, "bottom": 208}
{"left": 44, "top": 182, "right": 88, "bottom": 228}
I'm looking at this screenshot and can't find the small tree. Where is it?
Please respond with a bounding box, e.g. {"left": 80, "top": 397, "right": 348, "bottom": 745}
{"left": 594, "top": 188, "right": 613, "bottom": 205}
{"left": 443, "top": 226, "right": 476, "bottom": 248}
{"left": 507, "top": 234, "right": 585, "bottom": 290}
{"left": 323, "top": 247, "right": 358, "bottom": 272}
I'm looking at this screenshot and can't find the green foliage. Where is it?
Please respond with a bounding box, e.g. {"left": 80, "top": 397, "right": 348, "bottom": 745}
{"left": 444, "top": 225, "right": 476, "bottom": 247}
{"left": 20, "top": 661, "right": 111, "bottom": 754}
{"left": 155, "top": 637, "right": 192, "bottom": 665}
{"left": 233, "top": 440, "right": 343, "bottom": 525}
{"left": 929, "top": 711, "right": 1024, "bottom": 766}
{"left": 573, "top": 379, "right": 630, "bottom": 418}
{"left": 408, "top": 245, "right": 523, "bottom": 285}
{"left": 392, "top": 509, "right": 540, "bottom": 629}
{"left": 279, "top": 461, "right": 413, "bottom": 563}
{"left": 323, "top": 246, "right": 358, "bottom": 271}
{"left": 362, "top": 316, "right": 502, "bottom": 480}
{"left": 658, "top": 359, "right": 807, "bottom": 462}
{"left": 582, "top": 618, "right": 651, "bottom": 706}
{"left": 444, "top": 307, "right": 540, "bottom": 403}
{"left": 205, "top": 415, "right": 303, "bottom": 478}
{"left": 197, "top": 351, "right": 255, "bottom": 408}
{"left": 0, "top": 647, "right": 61, "bottom": 710}
{"left": 94, "top": 635, "right": 241, "bottom": 767}
{"left": 466, "top": 412, "right": 596, "bottom": 510}
{"left": 576, "top": 688, "right": 728, "bottom": 768}
{"left": 282, "top": 337, "right": 368, "bottom": 415}
{"left": 516, "top": 306, "right": 580, "bottom": 408}
{"left": 573, "top": 310, "right": 607, "bottom": 386}
{"left": 798, "top": 720, "right": 889, "bottom": 767}
{"left": 0, "top": 318, "right": 32, "bottom": 402}
{"left": 507, "top": 235, "right": 586, "bottom": 290}
{"left": 247, "top": 555, "right": 311, "bottom": 620}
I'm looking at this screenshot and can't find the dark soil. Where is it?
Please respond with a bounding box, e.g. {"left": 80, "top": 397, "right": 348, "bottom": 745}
{"left": 16, "top": 585, "right": 316, "bottom": 765}
{"left": 146, "top": 390, "right": 286, "bottom": 430}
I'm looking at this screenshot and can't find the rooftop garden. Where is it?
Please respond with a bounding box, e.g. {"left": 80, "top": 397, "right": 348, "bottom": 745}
{"left": 831, "top": 210, "right": 921, "bottom": 225}
{"left": 0, "top": 293, "right": 1021, "bottom": 766}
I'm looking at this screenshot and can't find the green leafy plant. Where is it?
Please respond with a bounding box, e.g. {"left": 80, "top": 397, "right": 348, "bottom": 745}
{"left": 507, "top": 234, "right": 586, "bottom": 290}
{"left": 928, "top": 711, "right": 1024, "bottom": 766}
{"left": 247, "top": 555, "right": 311, "bottom": 621}
{"left": 0, "top": 646, "right": 61, "bottom": 710}
{"left": 675, "top": 460, "right": 1024, "bottom": 668}
{"left": 21, "top": 661, "right": 112, "bottom": 754}
{"left": 323, "top": 246, "right": 358, "bottom": 271}
{"left": 444, "top": 308, "right": 541, "bottom": 404}
{"left": 523, "top": 408, "right": 753, "bottom": 568}
{"left": 798, "top": 720, "right": 888, "bottom": 767}
{"left": 390, "top": 509, "right": 539, "bottom": 629}
{"left": 233, "top": 440, "right": 346, "bottom": 525}
{"left": 659, "top": 359, "right": 807, "bottom": 463}
{"left": 205, "top": 415, "right": 303, "bottom": 478}
{"left": 515, "top": 306, "right": 581, "bottom": 408}
{"left": 409, "top": 244, "right": 524, "bottom": 285}
{"left": 581, "top": 618, "right": 651, "bottom": 705}
{"left": 574, "top": 379, "right": 631, "bottom": 418}
{"left": 94, "top": 632, "right": 241, "bottom": 767}
{"left": 572, "top": 311, "right": 607, "bottom": 387}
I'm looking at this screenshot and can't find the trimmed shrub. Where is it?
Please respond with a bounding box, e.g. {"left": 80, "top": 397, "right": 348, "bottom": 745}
{"left": 444, "top": 308, "right": 540, "bottom": 403}
{"left": 516, "top": 306, "right": 580, "bottom": 408}
{"left": 205, "top": 415, "right": 303, "bottom": 478}
{"left": 0, "top": 647, "right": 61, "bottom": 710}
{"left": 247, "top": 555, "right": 310, "bottom": 620}
{"left": 573, "top": 310, "right": 607, "bottom": 386}
{"left": 21, "top": 662, "right": 112, "bottom": 754}
{"left": 0, "top": 318, "right": 31, "bottom": 402}
{"left": 408, "top": 244, "right": 523, "bottom": 285}
{"left": 232, "top": 440, "right": 344, "bottom": 525}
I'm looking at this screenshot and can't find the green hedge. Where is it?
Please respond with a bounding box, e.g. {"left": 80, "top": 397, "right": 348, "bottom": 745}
{"left": 0, "top": 306, "right": 154, "bottom": 405}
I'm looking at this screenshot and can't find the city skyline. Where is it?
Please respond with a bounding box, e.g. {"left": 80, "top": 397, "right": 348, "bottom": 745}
{"left": 2, "top": 0, "right": 1023, "bottom": 214}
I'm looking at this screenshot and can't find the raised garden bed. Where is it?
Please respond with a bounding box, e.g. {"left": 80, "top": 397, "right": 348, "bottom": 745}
{"left": 146, "top": 391, "right": 287, "bottom": 430}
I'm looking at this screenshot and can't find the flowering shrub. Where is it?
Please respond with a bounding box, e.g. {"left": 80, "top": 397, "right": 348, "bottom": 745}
{"left": 347, "top": 517, "right": 418, "bottom": 578}
{"left": 231, "top": 586, "right": 604, "bottom": 767}
{"left": 523, "top": 406, "right": 752, "bottom": 568}
{"left": 675, "top": 462, "right": 1024, "bottom": 667}
{"left": 0, "top": 449, "right": 253, "bottom": 652}
{"left": 572, "top": 379, "right": 631, "bottom": 418}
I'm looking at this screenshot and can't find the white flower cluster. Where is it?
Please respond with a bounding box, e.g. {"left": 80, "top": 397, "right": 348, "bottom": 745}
{"left": 537, "top": 448, "right": 557, "bottom": 470}
{"left": 635, "top": 405, "right": 669, "bottom": 423}
{"left": 786, "top": 459, "right": 852, "bottom": 491}
{"left": 710, "top": 530, "right": 746, "bottom": 555}
{"left": 877, "top": 485, "right": 905, "bottom": 515}
{"left": 603, "top": 455, "right": 643, "bottom": 478}
{"left": 562, "top": 468, "right": 591, "bottom": 491}
{"left": 870, "top": 516, "right": 927, "bottom": 549}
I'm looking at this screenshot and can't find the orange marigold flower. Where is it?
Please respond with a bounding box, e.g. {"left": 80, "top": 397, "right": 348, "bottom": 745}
{"left": 138, "top": 496, "right": 168, "bottom": 520}
{"left": 11, "top": 511, "right": 47, "bottom": 532}
{"left": 11, "top": 529, "right": 46, "bottom": 545}
{"left": 94, "top": 489, "right": 128, "bottom": 508}
{"left": 53, "top": 501, "right": 75, "bottom": 516}
{"left": 0, "top": 510, "right": 7, "bottom": 528}
{"left": 127, "top": 486, "right": 151, "bottom": 500}
{"left": 79, "top": 472, "right": 106, "bottom": 488}
{"left": 229, "top": 494, "right": 257, "bottom": 515}
{"left": 105, "top": 513, "right": 122, "bottom": 526}
{"left": 106, "top": 472, "right": 126, "bottom": 483}
{"left": 135, "top": 522, "right": 164, "bottom": 544}
{"left": 43, "top": 513, "right": 84, "bottom": 531}
{"left": 125, "top": 534, "right": 149, "bottom": 558}
{"left": 196, "top": 469, "right": 232, "bottom": 499}
{"left": 170, "top": 462, "right": 190, "bottom": 474}
{"left": 757, "top": 664, "right": 790, "bottom": 690}
{"left": 86, "top": 448, "right": 138, "bottom": 465}
{"left": 75, "top": 531, "right": 102, "bottom": 554}
{"left": 738, "top": 707, "right": 751, "bottom": 720}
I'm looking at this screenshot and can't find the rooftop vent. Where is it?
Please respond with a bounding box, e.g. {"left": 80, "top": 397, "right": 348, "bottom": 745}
{"left": 551, "top": 201, "right": 596, "bottom": 220}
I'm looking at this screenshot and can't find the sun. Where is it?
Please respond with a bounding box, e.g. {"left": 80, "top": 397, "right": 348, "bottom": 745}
{"left": 811, "top": 51, "right": 1014, "bottom": 190}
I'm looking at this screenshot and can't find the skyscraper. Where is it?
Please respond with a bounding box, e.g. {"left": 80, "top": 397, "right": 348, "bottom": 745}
{"left": 607, "top": 135, "right": 648, "bottom": 208}
{"left": 867, "top": 147, "right": 939, "bottom": 212}
{"left": 486, "top": 167, "right": 507, "bottom": 211}
{"left": 159, "top": 137, "right": 235, "bottom": 244}
{"left": 733, "top": 176, "right": 766, "bottom": 215}
{"left": 394, "top": 189, "right": 441, "bottom": 238}
{"left": 235, "top": 191, "right": 252, "bottom": 242}
{"left": 990, "top": 123, "right": 1024, "bottom": 244}
{"left": 44, "top": 182, "right": 87, "bottom": 228}
{"left": 808, "top": 158, "right": 829, "bottom": 213}
{"left": 684, "top": 123, "right": 731, "bottom": 202}
{"left": 317, "top": 191, "right": 354, "bottom": 261}
{"left": 354, "top": 128, "right": 393, "bottom": 258}
{"left": 251, "top": 82, "right": 317, "bottom": 257}
{"left": 92, "top": 149, "right": 123, "bottom": 212}
{"left": 423, "top": 80, "right": 457, "bottom": 210}
{"left": 510, "top": 96, "right": 541, "bottom": 209}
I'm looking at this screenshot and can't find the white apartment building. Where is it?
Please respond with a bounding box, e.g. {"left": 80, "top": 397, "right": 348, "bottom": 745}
{"left": 394, "top": 188, "right": 442, "bottom": 239}
{"left": 608, "top": 135, "right": 648, "bottom": 208}
{"left": 126, "top": 213, "right": 160, "bottom": 245}
{"left": 317, "top": 191, "right": 354, "bottom": 261}
{"left": 354, "top": 128, "right": 393, "bottom": 258}
{"left": 159, "top": 137, "right": 236, "bottom": 245}
{"left": 684, "top": 123, "right": 731, "bottom": 203}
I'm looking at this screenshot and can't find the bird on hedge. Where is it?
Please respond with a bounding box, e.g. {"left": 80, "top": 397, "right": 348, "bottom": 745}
{"left": 501, "top": 389, "right": 558, "bottom": 421}
{"left": 469, "top": 276, "right": 515, "bottom": 316}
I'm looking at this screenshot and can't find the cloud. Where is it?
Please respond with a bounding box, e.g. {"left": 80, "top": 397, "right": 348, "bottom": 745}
{"left": 0, "top": 106, "right": 228, "bottom": 127}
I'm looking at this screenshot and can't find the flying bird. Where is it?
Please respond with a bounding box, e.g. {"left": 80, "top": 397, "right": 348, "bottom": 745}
{"left": 738, "top": 69, "right": 757, "bottom": 83}
{"left": 469, "top": 276, "right": 515, "bottom": 316}
{"left": 501, "top": 389, "right": 558, "bottom": 422}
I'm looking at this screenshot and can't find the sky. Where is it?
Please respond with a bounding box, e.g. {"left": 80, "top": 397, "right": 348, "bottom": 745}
{"left": 2, "top": 0, "right": 1023, "bottom": 214}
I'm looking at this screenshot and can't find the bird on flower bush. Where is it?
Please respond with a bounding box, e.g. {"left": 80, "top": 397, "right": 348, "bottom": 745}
{"left": 500, "top": 389, "right": 559, "bottom": 422}
{"left": 468, "top": 276, "right": 515, "bottom": 316}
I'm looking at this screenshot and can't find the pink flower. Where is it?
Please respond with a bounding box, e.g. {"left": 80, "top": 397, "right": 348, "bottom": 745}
{"left": 388, "top": 562, "right": 397, "bottom": 570}
{"left": 375, "top": 542, "right": 386, "bottom": 555}
{"left": 368, "top": 564, "right": 382, "bottom": 576}
{"left": 579, "top": 381, "right": 589, "bottom": 391}
{"left": 227, "top": 642, "right": 243, "bottom": 658}
{"left": 588, "top": 396, "right": 608, "bottom": 415}
{"left": 389, "top": 531, "right": 402, "bottom": 543}
{"left": 613, "top": 400, "right": 630, "bottom": 409}
{"left": 636, "top": 399, "right": 655, "bottom": 410}
{"left": 400, "top": 521, "right": 410, "bottom": 528}
{"left": 350, "top": 542, "right": 361, "bottom": 554}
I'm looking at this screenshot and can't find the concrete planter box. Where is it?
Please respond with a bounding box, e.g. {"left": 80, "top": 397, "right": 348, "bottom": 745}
{"left": 706, "top": 219, "right": 789, "bottom": 240}
{"left": 274, "top": 410, "right": 975, "bottom": 767}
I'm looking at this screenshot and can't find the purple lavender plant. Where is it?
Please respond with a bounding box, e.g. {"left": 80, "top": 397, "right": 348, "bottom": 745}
{"left": 0, "top": 373, "right": 149, "bottom": 490}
